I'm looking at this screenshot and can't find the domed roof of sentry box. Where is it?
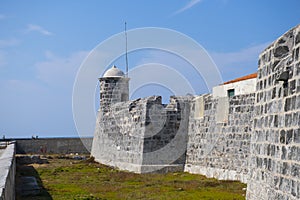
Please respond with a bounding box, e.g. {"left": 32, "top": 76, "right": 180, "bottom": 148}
{"left": 103, "top": 65, "right": 125, "bottom": 78}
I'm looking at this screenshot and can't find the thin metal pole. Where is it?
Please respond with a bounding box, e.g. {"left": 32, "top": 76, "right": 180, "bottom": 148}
{"left": 125, "top": 22, "right": 128, "bottom": 77}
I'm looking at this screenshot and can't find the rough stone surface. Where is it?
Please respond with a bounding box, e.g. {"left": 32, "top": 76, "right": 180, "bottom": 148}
{"left": 99, "top": 77, "right": 129, "bottom": 113}
{"left": 247, "top": 24, "right": 300, "bottom": 200}
{"left": 92, "top": 94, "right": 192, "bottom": 173}
{"left": 185, "top": 93, "right": 254, "bottom": 183}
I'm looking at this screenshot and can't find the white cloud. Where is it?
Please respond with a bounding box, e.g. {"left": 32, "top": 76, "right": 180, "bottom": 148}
{"left": 210, "top": 42, "right": 270, "bottom": 79}
{"left": 0, "top": 38, "right": 19, "bottom": 48}
{"left": 0, "top": 38, "right": 20, "bottom": 68}
{"left": 26, "top": 24, "right": 53, "bottom": 36}
{"left": 173, "top": 0, "right": 204, "bottom": 15}
{"left": 35, "top": 51, "right": 89, "bottom": 88}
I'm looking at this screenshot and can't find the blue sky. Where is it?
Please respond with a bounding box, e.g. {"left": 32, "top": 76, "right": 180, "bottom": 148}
{"left": 0, "top": 0, "right": 300, "bottom": 138}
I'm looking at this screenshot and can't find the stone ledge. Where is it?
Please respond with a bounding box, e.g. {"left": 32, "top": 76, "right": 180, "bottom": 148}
{"left": 94, "top": 158, "right": 184, "bottom": 174}
{"left": 184, "top": 164, "right": 248, "bottom": 184}
{"left": 140, "top": 164, "right": 184, "bottom": 174}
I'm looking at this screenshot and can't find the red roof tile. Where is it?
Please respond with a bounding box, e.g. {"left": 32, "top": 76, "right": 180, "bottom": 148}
{"left": 222, "top": 73, "right": 257, "bottom": 85}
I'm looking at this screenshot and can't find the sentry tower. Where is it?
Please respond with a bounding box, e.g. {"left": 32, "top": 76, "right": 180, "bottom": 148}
{"left": 99, "top": 65, "right": 129, "bottom": 113}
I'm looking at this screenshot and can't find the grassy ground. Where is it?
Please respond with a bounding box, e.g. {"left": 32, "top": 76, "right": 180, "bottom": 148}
{"left": 16, "top": 156, "right": 246, "bottom": 200}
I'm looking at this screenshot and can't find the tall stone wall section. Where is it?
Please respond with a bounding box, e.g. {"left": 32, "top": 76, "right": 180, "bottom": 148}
{"left": 185, "top": 93, "right": 255, "bottom": 183}
{"left": 247, "top": 25, "right": 300, "bottom": 199}
{"left": 142, "top": 96, "right": 191, "bottom": 172}
{"left": 91, "top": 97, "right": 148, "bottom": 172}
{"left": 91, "top": 95, "right": 191, "bottom": 173}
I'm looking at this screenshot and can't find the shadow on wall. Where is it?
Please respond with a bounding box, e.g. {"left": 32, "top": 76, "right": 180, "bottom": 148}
{"left": 15, "top": 157, "right": 53, "bottom": 200}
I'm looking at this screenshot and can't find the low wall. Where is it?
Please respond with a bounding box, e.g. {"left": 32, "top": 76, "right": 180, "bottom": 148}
{"left": 0, "top": 143, "right": 16, "bottom": 200}
{"left": 14, "top": 137, "right": 92, "bottom": 154}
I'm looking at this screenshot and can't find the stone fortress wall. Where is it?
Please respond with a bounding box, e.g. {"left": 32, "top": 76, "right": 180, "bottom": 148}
{"left": 92, "top": 96, "right": 151, "bottom": 173}
{"left": 91, "top": 24, "right": 300, "bottom": 199}
{"left": 92, "top": 73, "right": 258, "bottom": 179}
{"left": 246, "top": 24, "right": 300, "bottom": 200}
{"left": 92, "top": 95, "right": 192, "bottom": 173}
{"left": 185, "top": 93, "right": 255, "bottom": 184}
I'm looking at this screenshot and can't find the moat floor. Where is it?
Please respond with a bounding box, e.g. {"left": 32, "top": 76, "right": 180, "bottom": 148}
{"left": 16, "top": 155, "right": 246, "bottom": 200}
